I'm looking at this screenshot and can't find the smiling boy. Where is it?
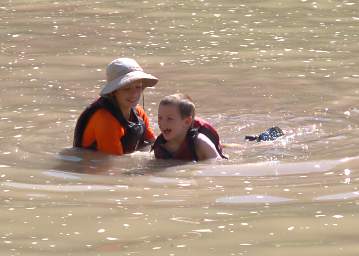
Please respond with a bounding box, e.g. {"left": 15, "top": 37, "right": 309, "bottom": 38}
{"left": 152, "top": 93, "right": 227, "bottom": 161}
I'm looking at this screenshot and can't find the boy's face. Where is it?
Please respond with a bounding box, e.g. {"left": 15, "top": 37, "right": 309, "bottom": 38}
{"left": 158, "top": 104, "right": 192, "bottom": 141}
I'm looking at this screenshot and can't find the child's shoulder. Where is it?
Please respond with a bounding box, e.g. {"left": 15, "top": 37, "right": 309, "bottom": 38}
{"left": 194, "top": 133, "right": 220, "bottom": 160}
{"left": 193, "top": 117, "right": 208, "bottom": 126}
{"left": 193, "top": 117, "right": 220, "bottom": 141}
{"left": 195, "top": 132, "right": 214, "bottom": 145}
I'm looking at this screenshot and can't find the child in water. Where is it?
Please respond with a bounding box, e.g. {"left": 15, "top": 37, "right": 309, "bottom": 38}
{"left": 73, "top": 58, "right": 158, "bottom": 155}
{"left": 152, "top": 93, "right": 227, "bottom": 161}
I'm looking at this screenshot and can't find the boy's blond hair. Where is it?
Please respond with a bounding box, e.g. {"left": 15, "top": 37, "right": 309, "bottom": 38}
{"left": 159, "top": 93, "right": 195, "bottom": 119}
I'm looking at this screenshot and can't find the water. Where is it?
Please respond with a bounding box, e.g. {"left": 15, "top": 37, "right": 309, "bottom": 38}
{"left": 1, "top": 0, "right": 359, "bottom": 255}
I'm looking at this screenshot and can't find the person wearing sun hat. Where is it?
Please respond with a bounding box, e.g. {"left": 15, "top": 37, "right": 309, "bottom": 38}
{"left": 73, "top": 58, "right": 158, "bottom": 155}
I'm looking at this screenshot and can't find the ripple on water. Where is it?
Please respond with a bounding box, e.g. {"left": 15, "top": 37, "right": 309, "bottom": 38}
{"left": 43, "top": 169, "right": 81, "bottom": 180}
{"left": 148, "top": 176, "right": 197, "bottom": 187}
{"left": 2, "top": 181, "right": 119, "bottom": 192}
{"left": 313, "top": 191, "right": 359, "bottom": 201}
{"left": 55, "top": 154, "right": 82, "bottom": 162}
{"left": 216, "top": 194, "right": 295, "bottom": 204}
{"left": 195, "top": 157, "right": 358, "bottom": 177}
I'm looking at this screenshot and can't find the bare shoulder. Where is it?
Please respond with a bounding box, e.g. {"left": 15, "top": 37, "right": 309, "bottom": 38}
{"left": 195, "top": 133, "right": 220, "bottom": 161}
{"left": 196, "top": 133, "right": 216, "bottom": 147}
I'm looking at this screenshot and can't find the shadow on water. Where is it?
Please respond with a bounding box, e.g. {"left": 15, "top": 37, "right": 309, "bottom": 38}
{"left": 52, "top": 147, "right": 114, "bottom": 175}
{"left": 52, "top": 145, "right": 359, "bottom": 179}
{"left": 52, "top": 146, "right": 191, "bottom": 176}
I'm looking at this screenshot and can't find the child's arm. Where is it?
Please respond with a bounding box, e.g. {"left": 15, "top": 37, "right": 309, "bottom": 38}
{"left": 195, "top": 133, "right": 221, "bottom": 161}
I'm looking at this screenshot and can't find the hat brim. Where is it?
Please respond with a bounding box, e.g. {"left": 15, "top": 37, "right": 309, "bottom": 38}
{"left": 100, "top": 70, "right": 158, "bottom": 96}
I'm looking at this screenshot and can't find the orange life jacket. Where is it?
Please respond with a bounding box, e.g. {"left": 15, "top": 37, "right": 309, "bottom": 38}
{"left": 73, "top": 97, "right": 148, "bottom": 154}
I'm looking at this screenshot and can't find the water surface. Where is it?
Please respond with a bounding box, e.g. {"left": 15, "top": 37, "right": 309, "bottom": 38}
{"left": 0, "top": 0, "right": 359, "bottom": 255}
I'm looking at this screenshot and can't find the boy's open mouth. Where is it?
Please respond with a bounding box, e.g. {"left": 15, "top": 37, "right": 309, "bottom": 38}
{"left": 163, "top": 128, "right": 171, "bottom": 135}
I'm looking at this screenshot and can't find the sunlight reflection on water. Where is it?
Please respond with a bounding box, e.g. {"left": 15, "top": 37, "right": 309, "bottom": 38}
{"left": 1, "top": 0, "right": 359, "bottom": 255}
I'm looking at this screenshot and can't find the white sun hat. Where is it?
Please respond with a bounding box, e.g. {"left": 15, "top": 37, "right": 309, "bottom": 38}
{"left": 100, "top": 58, "right": 158, "bottom": 96}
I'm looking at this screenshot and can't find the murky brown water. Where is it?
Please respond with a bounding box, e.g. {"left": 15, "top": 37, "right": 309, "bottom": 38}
{"left": 1, "top": 0, "right": 359, "bottom": 255}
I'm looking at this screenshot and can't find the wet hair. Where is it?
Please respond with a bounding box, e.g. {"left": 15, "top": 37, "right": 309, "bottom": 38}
{"left": 159, "top": 93, "right": 195, "bottom": 119}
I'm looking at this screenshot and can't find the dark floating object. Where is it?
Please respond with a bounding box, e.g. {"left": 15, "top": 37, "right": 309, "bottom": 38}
{"left": 245, "top": 127, "right": 284, "bottom": 142}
